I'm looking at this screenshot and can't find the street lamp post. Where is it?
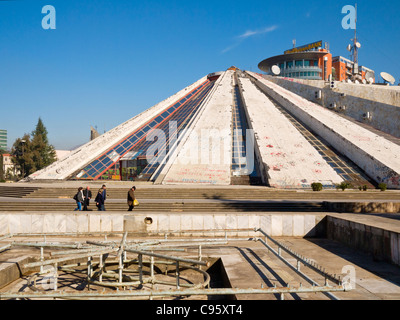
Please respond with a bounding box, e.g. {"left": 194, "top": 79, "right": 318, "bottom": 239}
{"left": 21, "top": 140, "right": 26, "bottom": 179}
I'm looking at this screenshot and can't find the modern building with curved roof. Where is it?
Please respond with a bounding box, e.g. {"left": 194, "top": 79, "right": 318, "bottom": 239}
{"left": 258, "top": 41, "right": 332, "bottom": 81}
{"left": 258, "top": 40, "right": 375, "bottom": 83}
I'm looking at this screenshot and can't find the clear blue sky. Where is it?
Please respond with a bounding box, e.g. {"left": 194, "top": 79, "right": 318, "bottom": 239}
{"left": 1, "top": 0, "right": 399, "bottom": 150}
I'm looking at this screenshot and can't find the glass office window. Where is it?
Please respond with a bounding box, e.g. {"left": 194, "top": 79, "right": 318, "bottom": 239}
{"left": 295, "top": 60, "right": 303, "bottom": 67}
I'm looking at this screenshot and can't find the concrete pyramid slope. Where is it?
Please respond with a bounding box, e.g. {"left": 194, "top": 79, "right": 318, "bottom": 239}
{"left": 24, "top": 67, "right": 395, "bottom": 189}
{"left": 27, "top": 76, "right": 209, "bottom": 181}
{"left": 160, "top": 70, "right": 234, "bottom": 185}
{"left": 247, "top": 71, "right": 400, "bottom": 189}
{"left": 238, "top": 76, "right": 343, "bottom": 188}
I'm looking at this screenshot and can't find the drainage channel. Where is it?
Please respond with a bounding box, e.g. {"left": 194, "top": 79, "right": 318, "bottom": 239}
{"left": 253, "top": 82, "right": 375, "bottom": 188}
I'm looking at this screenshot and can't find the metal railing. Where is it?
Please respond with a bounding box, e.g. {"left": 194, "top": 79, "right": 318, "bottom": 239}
{"left": 0, "top": 229, "right": 352, "bottom": 300}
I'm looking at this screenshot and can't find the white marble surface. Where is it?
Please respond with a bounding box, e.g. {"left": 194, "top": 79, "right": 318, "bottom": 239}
{"left": 163, "top": 71, "right": 233, "bottom": 186}
{"left": 293, "top": 215, "right": 305, "bottom": 237}
{"left": 0, "top": 213, "right": 324, "bottom": 237}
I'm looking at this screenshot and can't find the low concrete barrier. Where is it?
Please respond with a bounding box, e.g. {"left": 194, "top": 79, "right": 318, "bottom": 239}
{"left": 0, "top": 212, "right": 325, "bottom": 238}
{"left": 327, "top": 215, "right": 400, "bottom": 267}
{"left": 324, "top": 202, "right": 400, "bottom": 214}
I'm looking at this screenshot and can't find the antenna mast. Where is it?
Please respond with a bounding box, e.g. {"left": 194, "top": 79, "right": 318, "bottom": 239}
{"left": 353, "top": 3, "right": 358, "bottom": 65}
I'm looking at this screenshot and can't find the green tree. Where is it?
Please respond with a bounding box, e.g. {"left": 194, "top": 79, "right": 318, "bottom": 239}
{"left": 31, "top": 118, "right": 57, "bottom": 168}
{"left": 11, "top": 135, "right": 35, "bottom": 178}
{"left": 11, "top": 118, "right": 57, "bottom": 179}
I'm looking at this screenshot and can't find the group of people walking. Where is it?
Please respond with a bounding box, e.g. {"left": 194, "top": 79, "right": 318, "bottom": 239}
{"left": 73, "top": 185, "right": 137, "bottom": 212}
{"left": 74, "top": 185, "right": 107, "bottom": 211}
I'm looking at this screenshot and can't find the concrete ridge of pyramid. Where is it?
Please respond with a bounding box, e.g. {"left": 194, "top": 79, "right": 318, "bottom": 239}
{"left": 246, "top": 71, "right": 400, "bottom": 189}
{"left": 161, "top": 70, "right": 235, "bottom": 185}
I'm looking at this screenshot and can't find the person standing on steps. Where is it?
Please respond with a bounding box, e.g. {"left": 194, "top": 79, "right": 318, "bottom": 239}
{"left": 82, "top": 186, "right": 92, "bottom": 211}
{"left": 127, "top": 186, "right": 136, "bottom": 211}
{"left": 101, "top": 184, "right": 107, "bottom": 211}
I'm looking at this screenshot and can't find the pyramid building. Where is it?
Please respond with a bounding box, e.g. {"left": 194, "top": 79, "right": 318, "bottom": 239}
{"left": 27, "top": 68, "right": 400, "bottom": 189}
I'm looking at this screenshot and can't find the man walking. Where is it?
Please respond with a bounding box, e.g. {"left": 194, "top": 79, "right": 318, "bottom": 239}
{"left": 95, "top": 188, "right": 105, "bottom": 211}
{"left": 83, "top": 186, "right": 92, "bottom": 211}
{"left": 127, "top": 186, "right": 136, "bottom": 211}
{"left": 101, "top": 184, "right": 107, "bottom": 211}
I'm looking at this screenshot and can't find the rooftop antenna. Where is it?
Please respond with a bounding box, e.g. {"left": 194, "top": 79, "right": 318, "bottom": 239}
{"left": 353, "top": 3, "right": 359, "bottom": 66}
{"left": 380, "top": 72, "right": 396, "bottom": 85}
{"left": 347, "top": 3, "right": 361, "bottom": 76}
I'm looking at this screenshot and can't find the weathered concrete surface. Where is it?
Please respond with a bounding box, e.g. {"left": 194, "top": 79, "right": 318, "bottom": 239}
{"left": 124, "top": 212, "right": 326, "bottom": 238}
{"left": 276, "top": 238, "right": 400, "bottom": 300}
{"left": 327, "top": 213, "right": 400, "bottom": 267}
{"left": 247, "top": 72, "right": 400, "bottom": 189}
{"left": 264, "top": 75, "right": 400, "bottom": 139}
{"left": 325, "top": 201, "right": 400, "bottom": 214}
{"left": 0, "top": 253, "right": 33, "bottom": 289}
{"left": 28, "top": 75, "right": 209, "bottom": 181}
{"left": 208, "top": 239, "right": 400, "bottom": 300}
{"left": 162, "top": 71, "right": 233, "bottom": 185}
{"left": 239, "top": 76, "right": 342, "bottom": 189}
{"left": 2, "top": 238, "right": 400, "bottom": 300}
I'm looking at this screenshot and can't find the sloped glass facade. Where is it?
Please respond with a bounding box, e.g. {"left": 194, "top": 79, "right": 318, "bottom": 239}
{"left": 75, "top": 79, "right": 215, "bottom": 180}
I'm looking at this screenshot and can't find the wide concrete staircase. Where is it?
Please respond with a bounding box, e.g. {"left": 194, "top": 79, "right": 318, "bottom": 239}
{"left": 0, "top": 200, "right": 325, "bottom": 212}
{"left": 0, "top": 186, "right": 40, "bottom": 198}
{"left": 21, "top": 187, "right": 400, "bottom": 200}
{"left": 0, "top": 185, "right": 398, "bottom": 212}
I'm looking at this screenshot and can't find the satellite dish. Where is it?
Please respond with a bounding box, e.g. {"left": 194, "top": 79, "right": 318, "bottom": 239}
{"left": 347, "top": 79, "right": 352, "bottom": 84}
{"left": 347, "top": 44, "right": 352, "bottom": 52}
{"left": 381, "top": 72, "right": 396, "bottom": 85}
{"left": 355, "top": 80, "right": 360, "bottom": 84}
{"left": 368, "top": 77, "right": 374, "bottom": 84}
{"left": 355, "top": 42, "right": 361, "bottom": 49}
{"left": 271, "top": 65, "right": 281, "bottom": 76}
{"left": 362, "top": 79, "right": 367, "bottom": 84}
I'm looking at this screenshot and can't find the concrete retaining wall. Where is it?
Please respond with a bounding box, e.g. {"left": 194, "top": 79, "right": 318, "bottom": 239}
{"left": 325, "top": 202, "right": 400, "bottom": 214}
{"left": 0, "top": 213, "right": 325, "bottom": 238}
{"left": 125, "top": 213, "right": 326, "bottom": 237}
{"left": 247, "top": 72, "right": 400, "bottom": 189}
{"left": 327, "top": 215, "right": 400, "bottom": 267}
{"left": 264, "top": 76, "right": 400, "bottom": 139}
{"left": 0, "top": 213, "right": 124, "bottom": 234}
